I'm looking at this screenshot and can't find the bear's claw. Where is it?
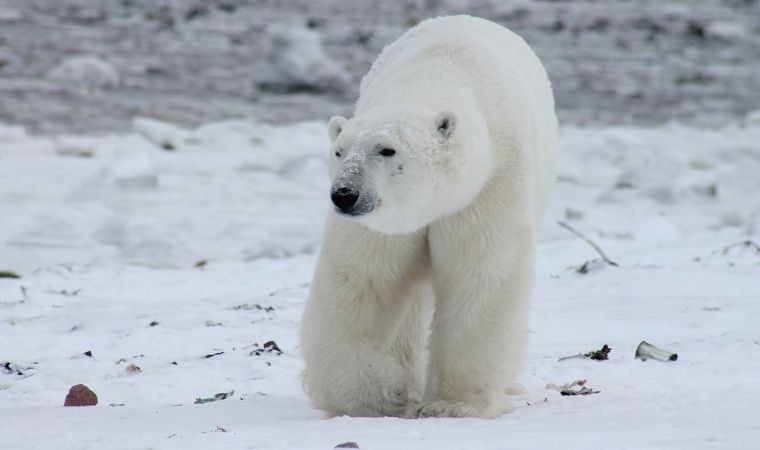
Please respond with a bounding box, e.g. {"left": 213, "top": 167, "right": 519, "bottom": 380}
{"left": 407, "top": 401, "right": 480, "bottom": 418}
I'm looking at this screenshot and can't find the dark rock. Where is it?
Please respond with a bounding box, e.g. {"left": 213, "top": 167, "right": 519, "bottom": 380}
{"left": 64, "top": 384, "right": 98, "bottom": 406}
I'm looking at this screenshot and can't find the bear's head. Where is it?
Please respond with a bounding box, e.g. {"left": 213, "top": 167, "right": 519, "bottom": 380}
{"left": 326, "top": 105, "right": 492, "bottom": 234}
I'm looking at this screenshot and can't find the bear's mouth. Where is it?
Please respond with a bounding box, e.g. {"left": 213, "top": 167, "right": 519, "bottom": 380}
{"left": 335, "top": 207, "right": 369, "bottom": 216}
{"left": 333, "top": 195, "right": 380, "bottom": 217}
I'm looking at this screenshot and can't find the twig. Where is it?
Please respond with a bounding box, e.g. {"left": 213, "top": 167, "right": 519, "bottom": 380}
{"left": 194, "top": 390, "right": 234, "bottom": 404}
{"left": 558, "top": 221, "right": 619, "bottom": 267}
{"left": 0, "top": 286, "right": 28, "bottom": 308}
{"left": 708, "top": 240, "right": 760, "bottom": 257}
{"left": 559, "top": 344, "right": 611, "bottom": 361}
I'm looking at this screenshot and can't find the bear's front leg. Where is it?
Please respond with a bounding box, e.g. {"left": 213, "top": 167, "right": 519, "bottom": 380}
{"left": 418, "top": 205, "right": 535, "bottom": 419}
{"left": 300, "top": 218, "right": 429, "bottom": 417}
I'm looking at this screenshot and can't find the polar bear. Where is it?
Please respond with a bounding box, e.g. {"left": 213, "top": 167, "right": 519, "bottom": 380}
{"left": 300, "top": 15, "right": 557, "bottom": 418}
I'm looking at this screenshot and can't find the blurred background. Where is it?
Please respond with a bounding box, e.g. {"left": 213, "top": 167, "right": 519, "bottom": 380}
{"left": 1, "top": 0, "right": 758, "bottom": 134}
{"left": 2, "top": 0, "right": 760, "bottom": 271}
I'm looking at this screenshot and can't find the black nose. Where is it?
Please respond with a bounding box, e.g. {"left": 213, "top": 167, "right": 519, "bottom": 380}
{"left": 331, "top": 186, "right": 360, "bottom": 210}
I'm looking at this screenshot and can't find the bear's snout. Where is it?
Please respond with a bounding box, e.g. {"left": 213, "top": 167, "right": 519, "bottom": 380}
{"left": 331, "top": 186, "right": 360, "bottom": 212}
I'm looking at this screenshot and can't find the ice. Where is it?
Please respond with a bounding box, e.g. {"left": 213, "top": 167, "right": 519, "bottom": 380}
{"left": 0, "top": 8, "right": 23, "bottom": 23}
{"left": 4, "top": 0, "right": 760, "bottom": 132}
{"left": 748, "top": 214, "right": 760, "bottom": 237}
{"left": 106, "top": 152, "right": 159, "bottom": 188}
{"left": 745, "top": 109, "right": 760, "bottom": 126}
{"left": 0, "top": 122, "right": 27, "bottom": 140}
{"left": 253, "top": 25, "right": 350, "bottom": 94}
{"left": 47, "top": 55, "right": 120, "bottom": 89}
{"left": 709, "top": 21, "right": 749, "bottom": 41}
{"left": 132, "top": 117, "right": 191, "bottom": 151}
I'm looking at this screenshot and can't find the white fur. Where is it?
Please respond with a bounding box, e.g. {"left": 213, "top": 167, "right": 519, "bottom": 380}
{"left": 300, "top": 15, "right": 557, "bottom": 418}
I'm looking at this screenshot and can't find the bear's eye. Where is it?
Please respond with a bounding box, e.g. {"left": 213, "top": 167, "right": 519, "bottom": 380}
{"left": 335, "top": 150, "right": 342, "bottom": 157}
{"left": 379, "top": 148, "right": 396, "bottom": 157}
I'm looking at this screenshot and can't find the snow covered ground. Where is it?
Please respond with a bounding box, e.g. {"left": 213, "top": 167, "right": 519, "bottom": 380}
{"left": 2, "top": 116, "right": 759, "bottom": 449}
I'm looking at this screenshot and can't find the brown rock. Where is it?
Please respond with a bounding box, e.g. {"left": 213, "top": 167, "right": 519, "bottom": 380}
{"left": 64, "top": 384, "right": 98, "bottom": 406}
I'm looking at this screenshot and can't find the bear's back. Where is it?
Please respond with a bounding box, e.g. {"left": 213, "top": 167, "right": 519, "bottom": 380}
{"left": 359, "top": 15, "right": 557, "bottom": 220}
{"left": 360, "top": 15, "right": 550, "bottom": 108}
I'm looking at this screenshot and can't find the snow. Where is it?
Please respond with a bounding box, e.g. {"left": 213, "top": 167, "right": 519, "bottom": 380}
{"left": 2, "top": 117, "right": 760, "bottom": 449}
{"left": 0, "top": 119, "right": 328, "bottom": 272}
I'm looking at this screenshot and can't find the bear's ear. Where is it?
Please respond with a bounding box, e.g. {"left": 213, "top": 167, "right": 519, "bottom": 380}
{"left": 328, "top": 116, "right": 348, "bottom": 143}
{"left": 435, "top": 111, "right": 456, "bottom": 140}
